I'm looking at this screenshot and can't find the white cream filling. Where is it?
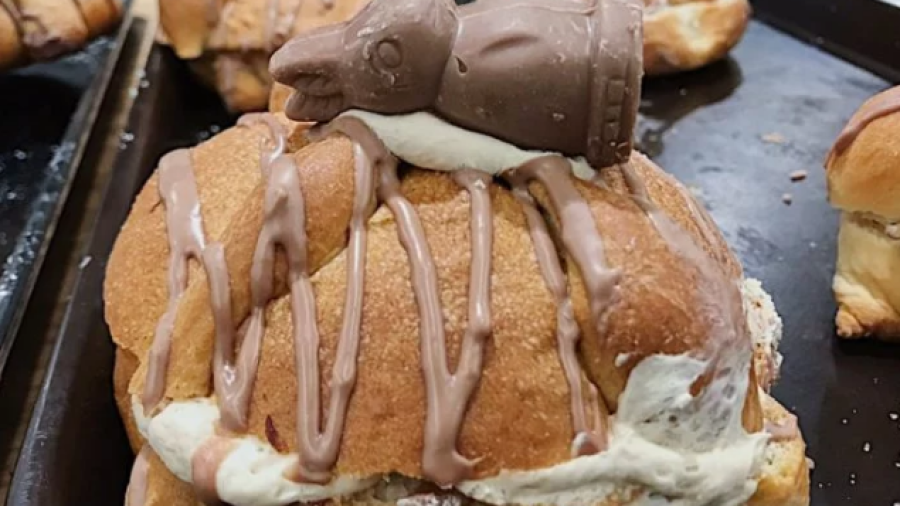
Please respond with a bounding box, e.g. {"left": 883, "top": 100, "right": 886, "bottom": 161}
{"left": 133, "top": 279, "right": 778, "bottom": 506}
{"left": 460, "top": 345, "right": 767, "bottom": 506}
{"left": 742, "top": 278, "right": 784, "bottom": 382}
{"left": 133, "top": 397, "right": 378, "bottom": 506}
{"left": 337, "top": 110, "right": 596, "bottom": 179}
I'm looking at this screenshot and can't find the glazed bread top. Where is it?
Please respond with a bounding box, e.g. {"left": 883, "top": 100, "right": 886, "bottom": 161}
{"left": 825, "top": 85, "right": 900, "bottom": 221}
{"left": 105, "top": 111, "right": 765, "bottom": 485}
{"left": 0, "top": 0, "right": 122, "bottom": 69}
{"left": 159, "top": 0, "right": 369, "bottom": 59}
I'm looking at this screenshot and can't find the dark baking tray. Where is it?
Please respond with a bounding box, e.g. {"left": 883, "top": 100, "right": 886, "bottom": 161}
{"left": 753, "top": 0, "right": 900, "bottom": 84}
{"left": 7, "top": 19, "right": 900, "bottom": 506}
{"left": 0, "top": 6, "right": 132, "bottom": 381}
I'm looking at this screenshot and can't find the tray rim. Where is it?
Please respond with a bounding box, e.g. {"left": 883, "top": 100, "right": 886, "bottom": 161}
{"left": 753, "top": 0, "right": 900, "bottom": 83}
{"left": 5, "top": 42, "right": 205, "bottom": 506}
{"left": 0, "top": 5, "right": 135, "bottom": 382}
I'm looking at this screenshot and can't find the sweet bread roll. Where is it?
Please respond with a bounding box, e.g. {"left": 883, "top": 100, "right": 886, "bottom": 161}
{"left": 106, "top": 110, "right": 808, "bottom": 505}
{"left": 825, "top": 85, "right": 900, "bottom": 340}
{"left": 0, "top": 0, "right": 123, "bottom": 70}
{"left": 157, "top": 0, "right": 369, "bottom": 112}
{"left": 643, "top": 0, "right": 751, "bottom": 75}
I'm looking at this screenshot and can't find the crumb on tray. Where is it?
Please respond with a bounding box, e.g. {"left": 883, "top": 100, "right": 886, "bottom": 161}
{"left": 762, "top": 132, "right": 787, "bottom": 144}
{"left": 790, "top": 170, "right": 808, "bottom": 182}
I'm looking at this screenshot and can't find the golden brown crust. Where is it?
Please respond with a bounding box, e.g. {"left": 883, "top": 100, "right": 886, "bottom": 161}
{"left": 114, "top": 347, "right": 144, "bottom": 454}
{"left": 107, "top": 122, "right": 769, "bottom": 481}
{"left": 825, "top": 87, "right": 900, "bottom": 221}
{"left": 188, "top": 52, "right": 272, "bottom": 113}
{"left": 749, "top": 395, "right": 810, "bottom": 506}
{"left": 832, "top": 214, "right": 900, "bottom": 340}
{"left": 0, "top": 0, "right": 122, "bottom": 70}
{"left": 825, "top": 86, "right": 900, "bottom": 340}
{"left": 74, "top": 0, "right": 123, "bottom": 37}
{"left": 159, "top": 0, "right": 214, "bottom": 59}
{"left": 643, "top": 0, "right": 751, "bottom": 75}
{"left": 0, "top": 5, "right": 23, "bottom": 69}
{"left": 159, "top": 0, "right": 369, "bottom": 112}
{"left": 142, "top": 448, "right": 204, "bottom": 506}
{"left": 269, "top": 81, "right": 293, "bottom": 113}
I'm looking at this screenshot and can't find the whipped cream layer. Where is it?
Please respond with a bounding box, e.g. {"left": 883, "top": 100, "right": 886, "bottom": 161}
{"left": 134, "top": 276, "right": 779, "bottom": 506}
{"left": 134, "top": 398, "right": 377, "bottom": 506}
{"left": 335, "top": 110, "right": 597, "bottom": 179}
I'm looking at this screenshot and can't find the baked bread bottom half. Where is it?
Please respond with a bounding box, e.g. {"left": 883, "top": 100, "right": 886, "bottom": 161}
{"left": 0, "top": 0, "right": 122, "bottom": 70}
{"left": 825, "top": 86, "right": 900, "bottom": 340}
{"left": 642, "top": 0, "right": 751, "bottom": 76}
{"left": 107, "top": 114, "right": 809, "bottom": 506}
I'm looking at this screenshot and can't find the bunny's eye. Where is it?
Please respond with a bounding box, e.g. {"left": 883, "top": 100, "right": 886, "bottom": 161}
{"left": 375, "top": 39, "right": 402, "bottom": 69}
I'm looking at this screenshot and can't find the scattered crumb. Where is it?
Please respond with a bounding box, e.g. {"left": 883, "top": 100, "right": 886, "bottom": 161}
{"left": 762, "top": 132, "right": 787, "bottom": 144}
{"left": 79, "top": 256, "right": 92, "bottom": 269}
{"left": 782, "top": 193, "right": 793, "bottom": 205}
{"left": 790, "top": 170, "right": 808, "bottom": 182}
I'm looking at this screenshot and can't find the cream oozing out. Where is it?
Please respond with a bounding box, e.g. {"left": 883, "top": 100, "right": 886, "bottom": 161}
{"left": 133, "top": 279, "right": 775, "bottom": 506}
{"left": 131, "top": 110, "right": 783, "bottom": 506}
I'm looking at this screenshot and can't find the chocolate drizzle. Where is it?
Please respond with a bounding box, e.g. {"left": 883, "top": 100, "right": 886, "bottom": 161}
{"left": 215, "top": 115, "right": 287, "bottom": 431}
{"left": 238, "top": 112, "right": 289, "bottom": 177}
{"left": 318, "top": 118, "right": 495, "bottom": 485}
{"left": 509, "top": 179, "right": 607, "bottom": 456}
{"left": 125, "top": 446, "right": 151, "bottom": 506}
{"left": 377, "top": 158, "right": 479, "bottom": 485}
{"left": 143, "top": 149, "right": 209, "bottom": 413}
{"left": 829, "top": 86, "right": 900, "bottom": 160}
{"left": 191, "top": 436, "right": 234, "bottom": 505}
{"left": 508, "top": 156, "right": 622, "bottom": 335}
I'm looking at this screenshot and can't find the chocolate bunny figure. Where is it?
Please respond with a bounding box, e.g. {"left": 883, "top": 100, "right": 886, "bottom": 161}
{"left": 270, "top": 0, "right": 644, "bottom": 168}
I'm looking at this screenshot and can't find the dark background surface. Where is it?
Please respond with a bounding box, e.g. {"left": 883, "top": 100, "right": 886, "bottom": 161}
{"left": 638, "top": 22, "right": 899, "bottom": 505}
{"left": 6, "top": 11, "right": 900, "bottom": 506}
{"left": 0, "top": 20, "right": 129, "bottom": 383}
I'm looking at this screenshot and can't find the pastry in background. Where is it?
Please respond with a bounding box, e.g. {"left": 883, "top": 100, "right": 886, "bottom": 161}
{"left": 157, "top": 0, "right": 369, "bottom": 112}
{"left": 643, "top": 0, "right": 751, "bottom": 75}
{"left": 825, "top": 85, "right": 900, "bottom": 340}
{"left": 0, "top": 0, "right": 123, "bottom": 70}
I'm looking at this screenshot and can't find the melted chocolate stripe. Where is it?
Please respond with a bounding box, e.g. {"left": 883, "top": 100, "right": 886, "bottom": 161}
{"left": 510, "top": 181, "right": 606, "bottom": 455}
{"left": 378, "top": 162, "right": 481, "bottom": 486}
{"left": 217, "top": 116, "right": 288, "bottom": 431}
{"left": 143, "top": 149, "right": 208, "bottom": 413}
{"left": 223, "top": 134, "right": 371, "bottom": 481}
{"left": 449, "top": 168, "right": 494, "bottom": 472}
{"left": 0, "top": 1, "right": 24, "bottom": 49}
{"left": 830, "top": 87, "right": 900, "bottom": 158}
{"left": 619, "top": 162, "right": 750, "bottom": 411}
{"left": 237, "top": 113, "right": 289, "bottom": 178}
{"left": 290, "top": 140, "right": 375, "bottom": 482}
{"left": 125, "top": 446, "right": 151, "bottom": 506}
{"left": 192, "top": 436, "right": 235, "bottom": 505}
{"left": 509, "top": 156, "right": 621, "bottom": 335}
